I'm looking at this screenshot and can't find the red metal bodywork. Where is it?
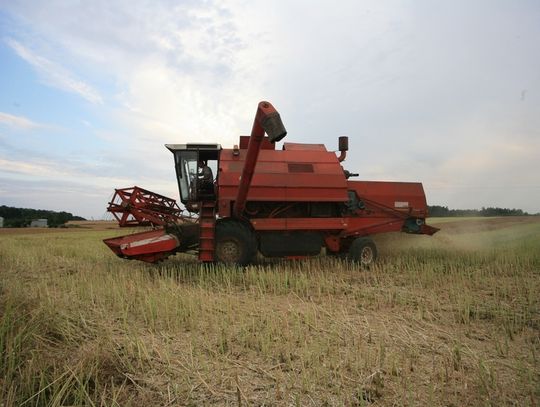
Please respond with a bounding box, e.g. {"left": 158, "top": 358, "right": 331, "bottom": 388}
{"left": 103, "top": 100, "right": 438, "bottom": 263}
{"left": 218, "top": 144, "right": 348, "bottom": 216}
{"left": 103, "top": 229, "right": 179, "bottom": 263}
{"left": 104, "top": 187, "right": 196, "bottom": 262}
{"left": 218, "top": 141, "right": 437, "bottom": 239}
{"left": 107, "top": 186, "right": 187, "bottom": 227}
{"left": 233, "top": 101, "right": 287, "bottom": 217}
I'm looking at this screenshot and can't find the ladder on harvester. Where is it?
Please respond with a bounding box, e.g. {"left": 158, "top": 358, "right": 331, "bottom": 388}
{"left": 198, "top": 201, "right": 216, "bottom": 262}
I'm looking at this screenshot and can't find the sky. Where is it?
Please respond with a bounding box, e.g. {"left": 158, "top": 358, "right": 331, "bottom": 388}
{"left": 0, "top": 0, "right": 539, "bottom": 219}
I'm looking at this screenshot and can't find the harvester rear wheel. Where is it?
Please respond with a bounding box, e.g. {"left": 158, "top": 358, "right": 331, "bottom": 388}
{"left": 215, "top": 221, "right": 257, "bottom": 265}
{"left": 349, "top": 237, "right": 377, "bottom": 267}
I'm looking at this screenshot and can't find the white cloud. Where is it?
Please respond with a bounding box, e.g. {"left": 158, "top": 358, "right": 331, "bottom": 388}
{"left": 1, "top": 0, "right": 539, "bottom": 216}
{"left": 5, "top": 38, "right": 103, "bottom": 104}
{"left": 2, "top": 1, "right": 269, "bottom": 144}
{"left": 0, "top": 152, "right": 175, "bottom": 197}
{"left": 0, "top": 112, "right": 47, "bottom": 130}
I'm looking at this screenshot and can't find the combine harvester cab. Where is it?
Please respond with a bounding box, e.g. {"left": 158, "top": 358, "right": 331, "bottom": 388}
{"left": 104, "top": 101, "right": 438, "bottom": 265}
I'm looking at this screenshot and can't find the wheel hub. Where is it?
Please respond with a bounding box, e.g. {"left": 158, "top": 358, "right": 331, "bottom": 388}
{"left": 360, "top": 246, "right": 374, "bottom": 264}
{"left": 217, "top": 239, "right": 242, "bottom": 263}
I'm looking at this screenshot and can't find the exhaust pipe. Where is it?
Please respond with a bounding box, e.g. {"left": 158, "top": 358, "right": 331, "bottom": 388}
{"left": 337, "top": 136, "right": 348, "bottom": 162}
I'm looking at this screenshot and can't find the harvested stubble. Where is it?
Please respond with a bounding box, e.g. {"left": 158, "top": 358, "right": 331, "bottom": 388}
{"left": 1, "top": 217, "right": 539, "bottom": 406}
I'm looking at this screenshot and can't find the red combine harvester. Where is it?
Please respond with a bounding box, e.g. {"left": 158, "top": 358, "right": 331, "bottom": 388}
{"left": 104, "top": 101, "right": 438, "bottom": 265}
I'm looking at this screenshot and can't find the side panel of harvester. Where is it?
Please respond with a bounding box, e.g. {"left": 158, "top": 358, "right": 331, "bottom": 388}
{"left": 217, "top": 142, "right": 348, "bottom": 217}
{"left": 342, "top": 180, "right": 436, "bottom": 237}
{"left": 216, "top": 138, "right": 434, "bottom": 237}
{"left": 350, "top": 180, "right": 429, "bottom": 218}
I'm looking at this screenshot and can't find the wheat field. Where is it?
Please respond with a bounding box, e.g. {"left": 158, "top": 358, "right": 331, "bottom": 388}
{"left": 1, "top": 217, "right": 539, "bottom": 406}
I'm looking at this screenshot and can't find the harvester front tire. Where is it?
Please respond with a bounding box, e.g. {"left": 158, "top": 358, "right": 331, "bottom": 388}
{"left": 349, "top": 237, "right": 377, "bottom": 267}
{"left": 215, "top": 221, "right": 257, "bottom": 265}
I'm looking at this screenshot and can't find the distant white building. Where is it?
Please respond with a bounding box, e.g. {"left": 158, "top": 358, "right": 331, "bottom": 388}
{"left": 30, "top": 219, "right": 48, "bottom": 228}
{"left": 0, "top": 217, "right": 3, "bottom": 228}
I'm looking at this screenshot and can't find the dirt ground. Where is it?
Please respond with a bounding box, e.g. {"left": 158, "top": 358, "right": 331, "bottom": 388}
{"left": 0, "top": 220, "right": 119, "bottom": 235}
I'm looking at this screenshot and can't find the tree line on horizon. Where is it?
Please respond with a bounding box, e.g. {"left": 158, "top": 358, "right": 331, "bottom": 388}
{"left": 0, "top": 204, "right": 534, "bottom": 228}
{"left": 428, "top": 205, "right": 534, "bottom": 217}
{"left": 0, "top": 205, "right": 86, "bottom": 228}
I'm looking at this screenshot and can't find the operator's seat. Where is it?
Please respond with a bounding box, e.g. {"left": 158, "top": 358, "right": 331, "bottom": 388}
{"left": 198, "top": 179, "right": 216, "bottom": 200}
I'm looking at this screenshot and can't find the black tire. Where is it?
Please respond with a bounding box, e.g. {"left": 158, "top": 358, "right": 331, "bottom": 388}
{"left": 215, "top": 221, "right": 257, "bottom": 265}
{"left": 349, "top": 237, "right": 377, "bottom": 267}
